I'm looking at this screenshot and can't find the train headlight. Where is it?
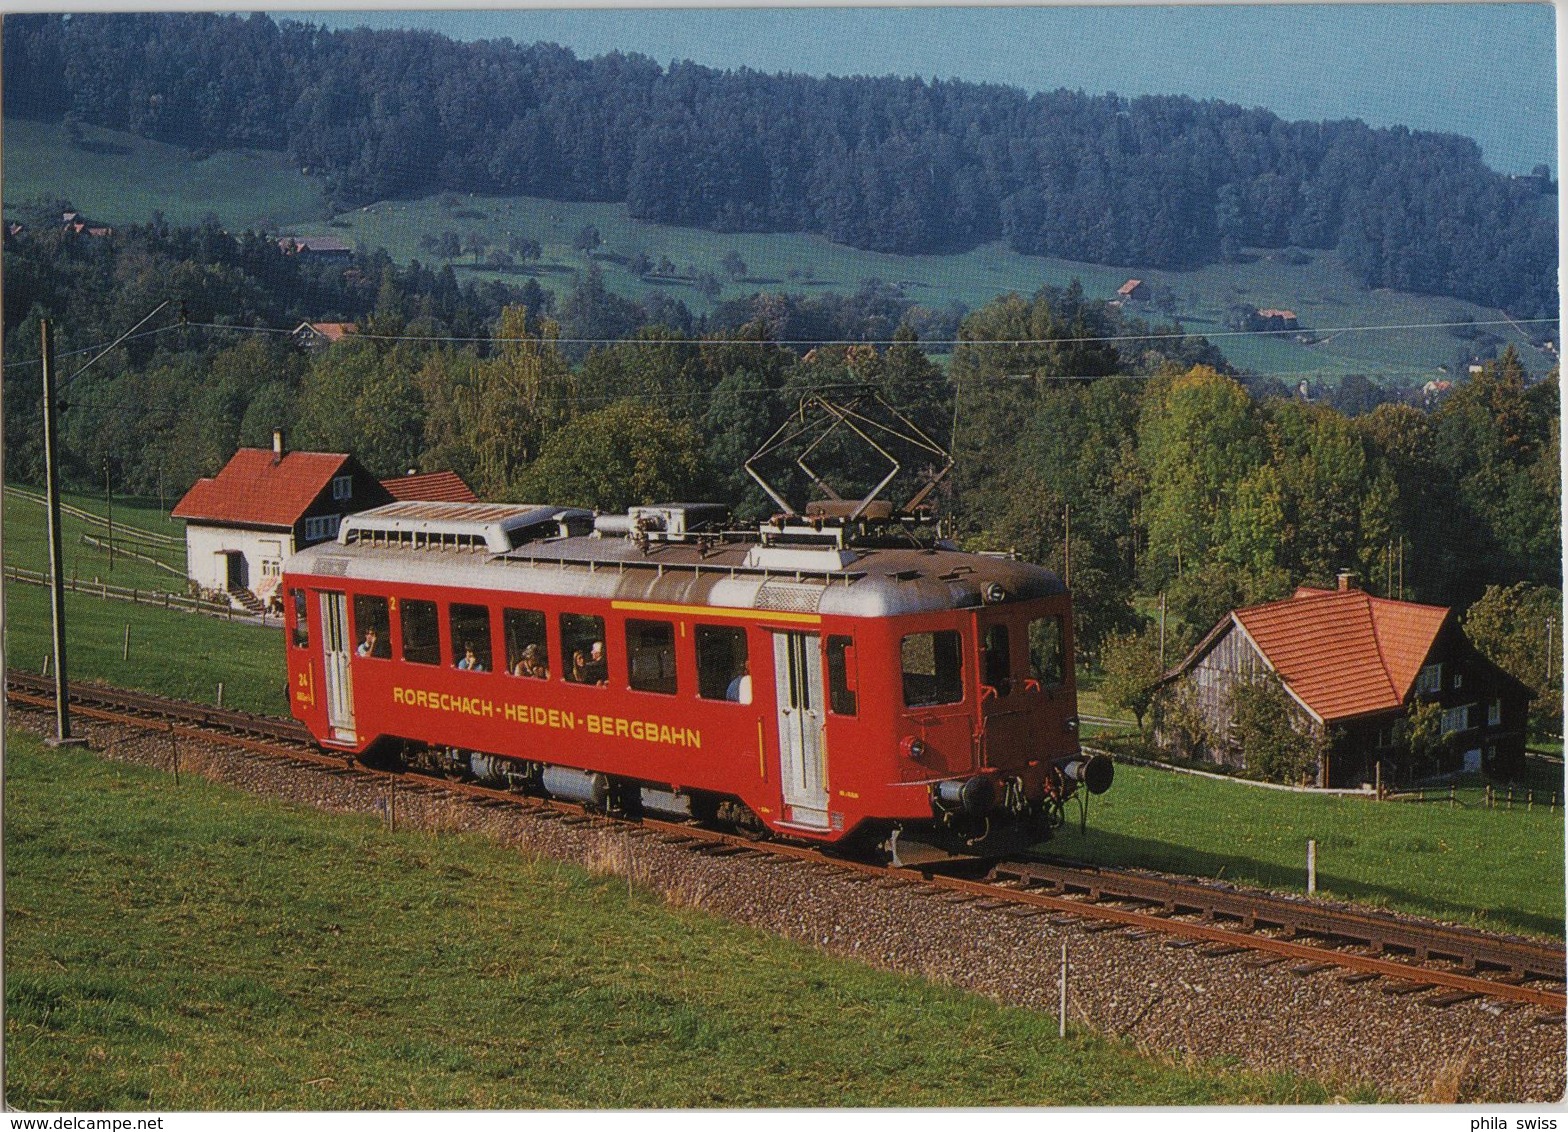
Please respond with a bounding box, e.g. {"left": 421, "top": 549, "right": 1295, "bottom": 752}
{"left": 983, "top": 582, "right": 1007, "bottom": 604}
{"left": 901, "top": 736, "right": 928, "bottom": 761}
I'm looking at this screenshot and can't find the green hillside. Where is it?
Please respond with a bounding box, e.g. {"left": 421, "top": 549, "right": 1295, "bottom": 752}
{"left": 3, "top": 116, "right": 327, "bottom": 232}
{"left": 4, "top": 116, "right": 1552, "bottom": 385}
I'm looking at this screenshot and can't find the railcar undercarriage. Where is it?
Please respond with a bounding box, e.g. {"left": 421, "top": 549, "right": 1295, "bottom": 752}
{"left": 364, "top": 738, "right": 1108, "bottom": 865}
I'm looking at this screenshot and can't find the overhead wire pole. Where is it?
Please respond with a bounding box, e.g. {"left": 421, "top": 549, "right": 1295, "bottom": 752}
{"left": 35, "top": 302, "right": 171, "bottom": 747}
{"left": 40, "top": 320, "right": 83, "bottom": 747}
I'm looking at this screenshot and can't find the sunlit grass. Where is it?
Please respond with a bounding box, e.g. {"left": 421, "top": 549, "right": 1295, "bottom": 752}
{"left": 2, "top": 731, "right": 1364, "bottom": 1110}
{"left": 1053, "top": 761, "right": 1565, "bottom": 938}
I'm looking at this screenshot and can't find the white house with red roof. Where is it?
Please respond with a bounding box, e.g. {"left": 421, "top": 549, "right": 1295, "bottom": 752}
{"left": 292, "top": 322, "right": 359, "bottom": 351}
{"left": 1153, "top": 574, "right": 1532, "bottom": 786}
{"left": 171, "top": 431, "right": 392, "bottom": 612}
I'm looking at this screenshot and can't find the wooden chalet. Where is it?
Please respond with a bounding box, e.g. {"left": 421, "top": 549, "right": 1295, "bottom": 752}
{"left": 1153, "top": 574, "right": 1532, "bottom": 786}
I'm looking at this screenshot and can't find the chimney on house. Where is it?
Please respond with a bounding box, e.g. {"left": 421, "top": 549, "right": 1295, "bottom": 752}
{"left": 272, "top": 429, "right": 284, "bottom": 465}
{"left": 1337, "top": 570, "right": 1358, "bottom": 592}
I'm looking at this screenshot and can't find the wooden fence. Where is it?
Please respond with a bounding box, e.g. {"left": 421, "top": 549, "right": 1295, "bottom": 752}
{"left": 4, "top": 564, "right": 265, "bottom": 622}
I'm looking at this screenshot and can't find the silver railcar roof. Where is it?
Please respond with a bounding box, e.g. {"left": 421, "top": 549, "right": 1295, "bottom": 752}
{"left": 291, "top": 525, "right": 1065, "bottom": 618}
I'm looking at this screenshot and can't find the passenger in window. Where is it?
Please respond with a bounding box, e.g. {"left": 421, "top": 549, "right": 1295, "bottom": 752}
{"left": 356, "top": 626, "right": 386, "bottom": 659}
{"left": 584, "top": 640, "right": 608, "bottom": 685}
{"left": 726, "top": 660, "right": 753, "bottom": 704}
{"left": 513, "top": 643, "right": 549, "bottom": 679}
{"left": 457, "top": 642, "right": 485, "bottom": 672}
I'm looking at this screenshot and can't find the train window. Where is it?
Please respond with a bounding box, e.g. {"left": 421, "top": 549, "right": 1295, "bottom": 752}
{"left": 290, "top": 589, "right": 308, "bottom": 649}
{"left": 352, "top": 595, "right": 391, "bottom": 658}
{"left": 561, "top": 613, "right": 608, "bottom": 685}
{"left": 901, "top": 630, "right": 963, "bottom": 708}
{"left": 503, "top": 609, "right": 549, "bottom": 678}
{"left": 450, "top": 603, "right": 492, "bottom": 672}
{"left": 827, "top": 635, "right": 858, "bottom": 716}
{"left": 626, "top": 619, "right": 678, "bottom": 695}
{"left": 1029, "top": 616, "right": 1065, "bottom": 687}
{"left": 982, "top": 624, "right": 1012, "bottom": 696}
{"left": 696, "top": 625, "right": 749, "bottom": 702}
{"left": 401, "top": 599, "right": 441, "bottom": 666}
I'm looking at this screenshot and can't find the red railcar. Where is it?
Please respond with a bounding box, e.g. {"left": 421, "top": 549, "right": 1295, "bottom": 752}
{"left": 283, "top": 500, "right": 1110, "bottom": 858}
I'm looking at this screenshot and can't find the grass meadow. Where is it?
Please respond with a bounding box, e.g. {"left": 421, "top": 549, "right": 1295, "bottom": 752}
{"left": 4, "top": 484, "right": 286, "bottom": 715}
{"left": 1051, "top": 761, "right": 1565, "bottom": 939}
{"left": 1, "top": 731, "right": 1365, "bottom": 1110}
{"left": 4, "top": 115, "right": 1551, "bottom": 386}
{"left": 3, "top": 116, "right": 327, "bottom": 232}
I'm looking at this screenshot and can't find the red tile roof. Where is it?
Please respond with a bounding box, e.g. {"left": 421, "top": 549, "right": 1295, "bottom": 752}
{"left": 1233, "top": 588, "right": 1449, "bottom": 722}
{"left": 300, "top": 321, "right": 358, "bottom": 342}
{"left": 380, "top": 470, "right": 478, "bottom": 503}
{"left": 172, "top": 448, "right": 350, "bottom": 528}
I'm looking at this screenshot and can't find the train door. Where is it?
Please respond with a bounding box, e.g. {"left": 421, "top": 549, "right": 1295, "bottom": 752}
{"left": 318, "top": 591, "right": 356, "bottom": 743}
{"left": 772, "top": 631, "right": 829, "bottom": 827}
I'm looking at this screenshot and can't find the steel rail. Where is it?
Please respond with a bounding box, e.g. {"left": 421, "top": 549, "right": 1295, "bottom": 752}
{"left": 990, "top": 859, "right": 1565, "bottom": 981}
{"left": 8, "top": 672, "right": 1564, "bottom": 1013}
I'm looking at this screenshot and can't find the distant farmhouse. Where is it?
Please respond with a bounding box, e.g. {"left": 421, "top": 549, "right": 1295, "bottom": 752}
{"left": 292, "top": 321, "right": 359, "bottom": 351}
{"left": 62, "top": 211, "right": 113, "bottom": 238}
{"left": 278, "top": 235, "right": 353, "bottom": 264}
{"left": 1116, "top": 279, "right": 1148, "bottom": 302}
{"left": 171, "top": 432, "right": 391, "bottom": 613}
{"left": 1252, "top": 308, "right": 1298, "bottom": 332}
{"left": 1153, "top": 575, "right": 1532, "bottom": 787}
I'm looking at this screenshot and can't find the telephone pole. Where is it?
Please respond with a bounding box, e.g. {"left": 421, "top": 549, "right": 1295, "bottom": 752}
{"left": 40, "top": 320, "right": 83, "bottom": 747}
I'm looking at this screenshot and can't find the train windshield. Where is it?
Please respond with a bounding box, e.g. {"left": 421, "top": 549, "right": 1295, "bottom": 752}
{"left": 1029, "top": 615, "right": 1066, "bottom": 687}
{"left": 901, "top": 630, "right": 964, "bottom": 707}
{"left": 982, "top": 623, "right": 1012, "bottom": 696}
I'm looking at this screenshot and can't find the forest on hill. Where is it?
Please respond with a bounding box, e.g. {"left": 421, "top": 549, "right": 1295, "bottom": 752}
{"left": 4, "top": 212, "right": 1558, "bottom": 722}
{"left": 2, "top": 11, "right": 1556, "bottom": 320}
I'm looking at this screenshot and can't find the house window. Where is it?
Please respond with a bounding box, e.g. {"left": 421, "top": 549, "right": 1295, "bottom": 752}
{"left": 332, "top": 475, "right": 353, "bottom": 501}
{"left": 1440, "top": 704, "right": 1474, "bottom": 734}
{"left": 303, "top": 515, "right": 341, "bottom": 543}
{"left": 1488, "top": 699, "right": 1502, "bottom": 727}
{"left": 1453, "top": 672, "right": 1463, "bottom": 690}
{"left": 1416, "top": 664, "right": 1442, "bottom": 695}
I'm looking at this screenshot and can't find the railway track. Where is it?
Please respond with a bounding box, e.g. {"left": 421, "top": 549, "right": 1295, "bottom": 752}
{"left": 9, "top": 671, "right": 1565, "bottom": 1015}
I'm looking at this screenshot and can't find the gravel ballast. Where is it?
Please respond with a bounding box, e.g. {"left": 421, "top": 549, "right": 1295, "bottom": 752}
{"left": 12, "top": 708, "right": 1565, "bottom": 1104}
